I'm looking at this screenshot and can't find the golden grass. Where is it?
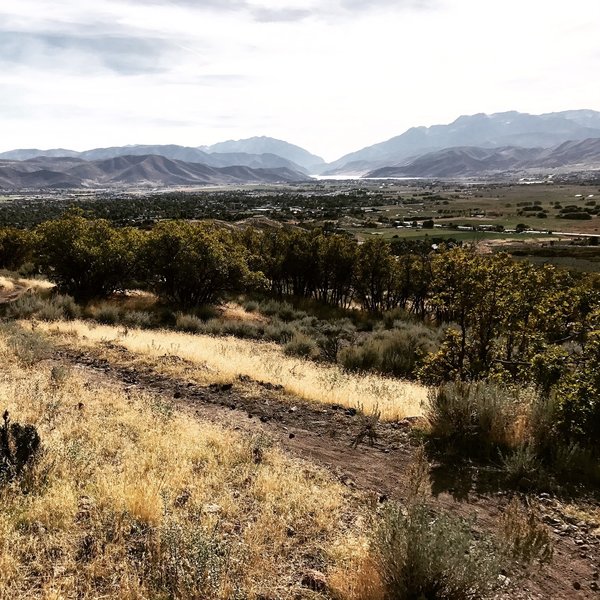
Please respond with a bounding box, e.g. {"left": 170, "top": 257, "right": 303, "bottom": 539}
{"left": 0, "top": 327, "right": 369, "bottom": 599}
{"left": 37, "top": 320, "right": 428, "bottom": 421}
{"left": 0, "top": 276, "right": 15, "bottom": 292}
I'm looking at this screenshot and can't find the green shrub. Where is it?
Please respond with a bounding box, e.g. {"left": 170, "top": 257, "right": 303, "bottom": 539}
{"left": 339, "top": 325, "right": 438, "bottom": 378}
{"left": 122, "top": 310, "right": 154, "bottom": 329}
{"left": 338, "top": 344, "right": 380, "bottom": 373}
{"left": 51, "top": 294, "right": 81, "bottom": 320}
{"left": 373, "top": 501, "right": 503, "bottom": 600}
{"left": 175, "top": 313, "right": 205, "bottom": 333}
{"left": 93, "top": 303, "right": 121, "bottom": 325}
{"left": 427, "top": 382, "right": 522, "bottom": 458}
{"left": 242, "top": 300, "right": 259, "bottom": 313}
{"left": 283, "top": 332, "right": 320, "bottom": 359}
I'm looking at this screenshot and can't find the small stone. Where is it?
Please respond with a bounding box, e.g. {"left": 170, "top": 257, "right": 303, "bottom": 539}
{"left": 288, "top": 433, "right": 295, "bottom": 439}
{"left": 573, "top": 581, "right": 581, "bottom": 590}
{"left": 590, "top": 581, "right": 599, "bottom": 591}
{"left": 345, "top": 408, "right": 357, "bottom": 417}
{"left": 173, "top": 391, "right": 182, "bottom": 399}
{"left": 202, "top": 504, "right": 221, "bottom": 514}
{"left": 575, "top": 538, "right": 585, "bottom": 546}
{"left": 260, "top": 415, "right": 269, "bottom": 423}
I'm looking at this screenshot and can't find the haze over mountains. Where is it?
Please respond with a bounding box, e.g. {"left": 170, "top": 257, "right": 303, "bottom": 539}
{"left": 1, "top": 110, "right": 600, "bottom": 188}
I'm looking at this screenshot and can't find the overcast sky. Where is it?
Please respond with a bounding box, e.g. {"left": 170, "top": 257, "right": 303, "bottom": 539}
{"left": 1, "top": 0, "right": 599, "bottom": 161}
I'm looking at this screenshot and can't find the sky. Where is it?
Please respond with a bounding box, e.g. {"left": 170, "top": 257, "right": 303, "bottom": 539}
{"left": 1, "top": 0, "right": 599, "bottom": 161}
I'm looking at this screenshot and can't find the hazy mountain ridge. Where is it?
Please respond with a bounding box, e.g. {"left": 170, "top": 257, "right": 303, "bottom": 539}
{"left": 3, "top": 110, "right": 600, "bottom": 182}
{"left": 0, "top": 155, "right": 309, "bottom": 189}
{"left": 365, "top": 138, "right": 600, "bottom": 178}
{"left": 326, "top": 109, "right": 600, "bottom": 175}
{"left": 0, "top": 142, "right": 310, "bottom": 174}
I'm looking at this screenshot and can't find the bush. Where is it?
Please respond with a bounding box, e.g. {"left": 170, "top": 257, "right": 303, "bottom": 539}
{"left": 93, "top": 303, "right": 121, "bottom": 325}
{"left": 175, "top": 313, "right": 205, "bottom": 333}
{"left": 373, "top": 501, "right": 503, "bottom": 600}
{"left": 427, "top": 382, "right": 525, "bottom": 458}
{"left": 284, "top": 332, "right": 320, "bottom": 359}
{"left": 4, "top": 292, "right": 81, "bottom": 322}
{"left": 339, "top": 325, "right": 438, "bottom": 378}
{"left": 122, "top": 310, "right": 154, "bottom": 329}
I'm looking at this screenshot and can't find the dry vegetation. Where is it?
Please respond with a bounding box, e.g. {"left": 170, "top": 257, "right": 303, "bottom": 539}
{"left": 0, "top": 325, "right": 371, "bottom": 599}
{"left": 36, "top": 320, "right": 428, "bottom": 421}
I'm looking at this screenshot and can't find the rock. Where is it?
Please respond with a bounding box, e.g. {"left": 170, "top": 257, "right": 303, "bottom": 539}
{"left": 289, "top": 433, "right": 295, "bottom": 439}
{"left": 202, "top": 504, "right": 221, "bottom": 515}
{"left": 345, "top": 408, "right": 357, "bottom": 417}
{"left": 591, "top": 581, "right": 599, "bottom": 592}
{"left": 301, "top": 570, "right": 327, "bottom": 593}
{"left": 497, "top": 574, "right": 510, "bottom": 586}
{"left": 260, "top": 415, "right": 270, "bottom": 423}
{"left": 173, "top": 391, "right": 182, "bottom": 399}
{"left": 575, "top": 538, "right": 585, "bottom": 545}
{"left": 573, "top": 581, "right": 581, "bottom": 590}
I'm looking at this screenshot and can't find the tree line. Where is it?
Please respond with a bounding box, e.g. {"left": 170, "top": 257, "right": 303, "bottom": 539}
{"left": 1, "top": 213, "right": 599, "bottom": 383}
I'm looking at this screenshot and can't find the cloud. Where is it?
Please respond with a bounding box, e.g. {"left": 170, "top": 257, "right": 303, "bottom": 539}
{"left": 0, "top": 29, "right": 178, "bottom": 75}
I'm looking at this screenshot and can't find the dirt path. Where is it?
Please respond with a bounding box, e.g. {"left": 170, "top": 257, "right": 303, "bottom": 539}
{"left": 52, "top": 342, "right": 600, "bottom": 599}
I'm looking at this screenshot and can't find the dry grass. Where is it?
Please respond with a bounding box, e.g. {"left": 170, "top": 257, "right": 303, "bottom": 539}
{"left": 220, "top": 302, "right": 267, "bottom": 323}
{"left": 0, "top": 327, "right": 369, "bottom": 599}
{"left": 37, "top": 320, "right": 428, "bottom": 421}
{"left": 0, "top": 276, "right": 15, "bottom": 292}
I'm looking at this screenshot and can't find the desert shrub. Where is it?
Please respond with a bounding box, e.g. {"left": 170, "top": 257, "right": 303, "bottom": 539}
{"left": 500, "top": 445, "right": 543, "bottom": 489}
{"left": 264, "top": 320, "right": 296, "bottom": 343}
{"left": 122, "top": 310, "right": 154, "bottom": 329}
{"left": 5, "top": 293, "right": 47, "bottom": 319}
{"left": 51, "top": 294, "right": 81, "bottom": 320}
{"left": 258, "top": 299, "right": 307, "bottom": 322}
{"left": 2, "top": 324, "right": 49, "bottom": 367}
{"left": 93, "top": 303, "right": 122, "bottom": 325}
{"left": 427, "top": 382, "right": 524, "bottom": 458}
{"left": 5, "top": 292, "right": 81, "bottom": 322}
{"left": 339, "top": 344, "right": 381, "bottom": 373}
{"left": 242, "top": 299, "right": 259, "bottom": 313}
{"left": 193, "top": 304, "right": 219, "bottom": 322}
{"left": 314, "top": 319, "right": 356, "bottom": 362}
{"left": 339, "top": 325, "right": 438, "bottom": 378}
{"left": 500, "top": 498, "right": 553, "bottom": 565}
{"left": 175, "top": 313, "right": 206, "bottom": 333}
{"left": 284, "top": 332, "right": 320, "bottom": 359}
{"left": 373, "top": 501, "right": 503, "bottom": 600}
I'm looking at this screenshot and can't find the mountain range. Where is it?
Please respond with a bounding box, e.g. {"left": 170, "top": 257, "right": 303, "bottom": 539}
{"left": 0, "top": 155, "right": 310, "bottom": 189}
{"left": 2, "top": 110, "right": 600, "bottom": 187}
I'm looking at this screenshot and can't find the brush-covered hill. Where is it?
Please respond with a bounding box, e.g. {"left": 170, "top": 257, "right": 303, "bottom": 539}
{"left": 0, "top": 155, "right": 310, "bottom": 189}
{"left": 365, "top": 138, "right": 600, "bottom": 178}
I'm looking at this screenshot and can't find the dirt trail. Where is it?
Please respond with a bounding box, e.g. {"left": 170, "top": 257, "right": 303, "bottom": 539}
{"left": 52, "top": 342, "right": 599, "bottom": 600}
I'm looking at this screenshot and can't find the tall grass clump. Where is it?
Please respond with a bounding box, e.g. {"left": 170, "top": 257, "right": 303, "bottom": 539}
{"left": 373, "top": 502, "right": 503, "bottom": 600}
{"left": 427, "top": 382, "right": 528, "bottom": 459}
{"left": 339, "top": 325, "right": 439, "bottom": 378}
